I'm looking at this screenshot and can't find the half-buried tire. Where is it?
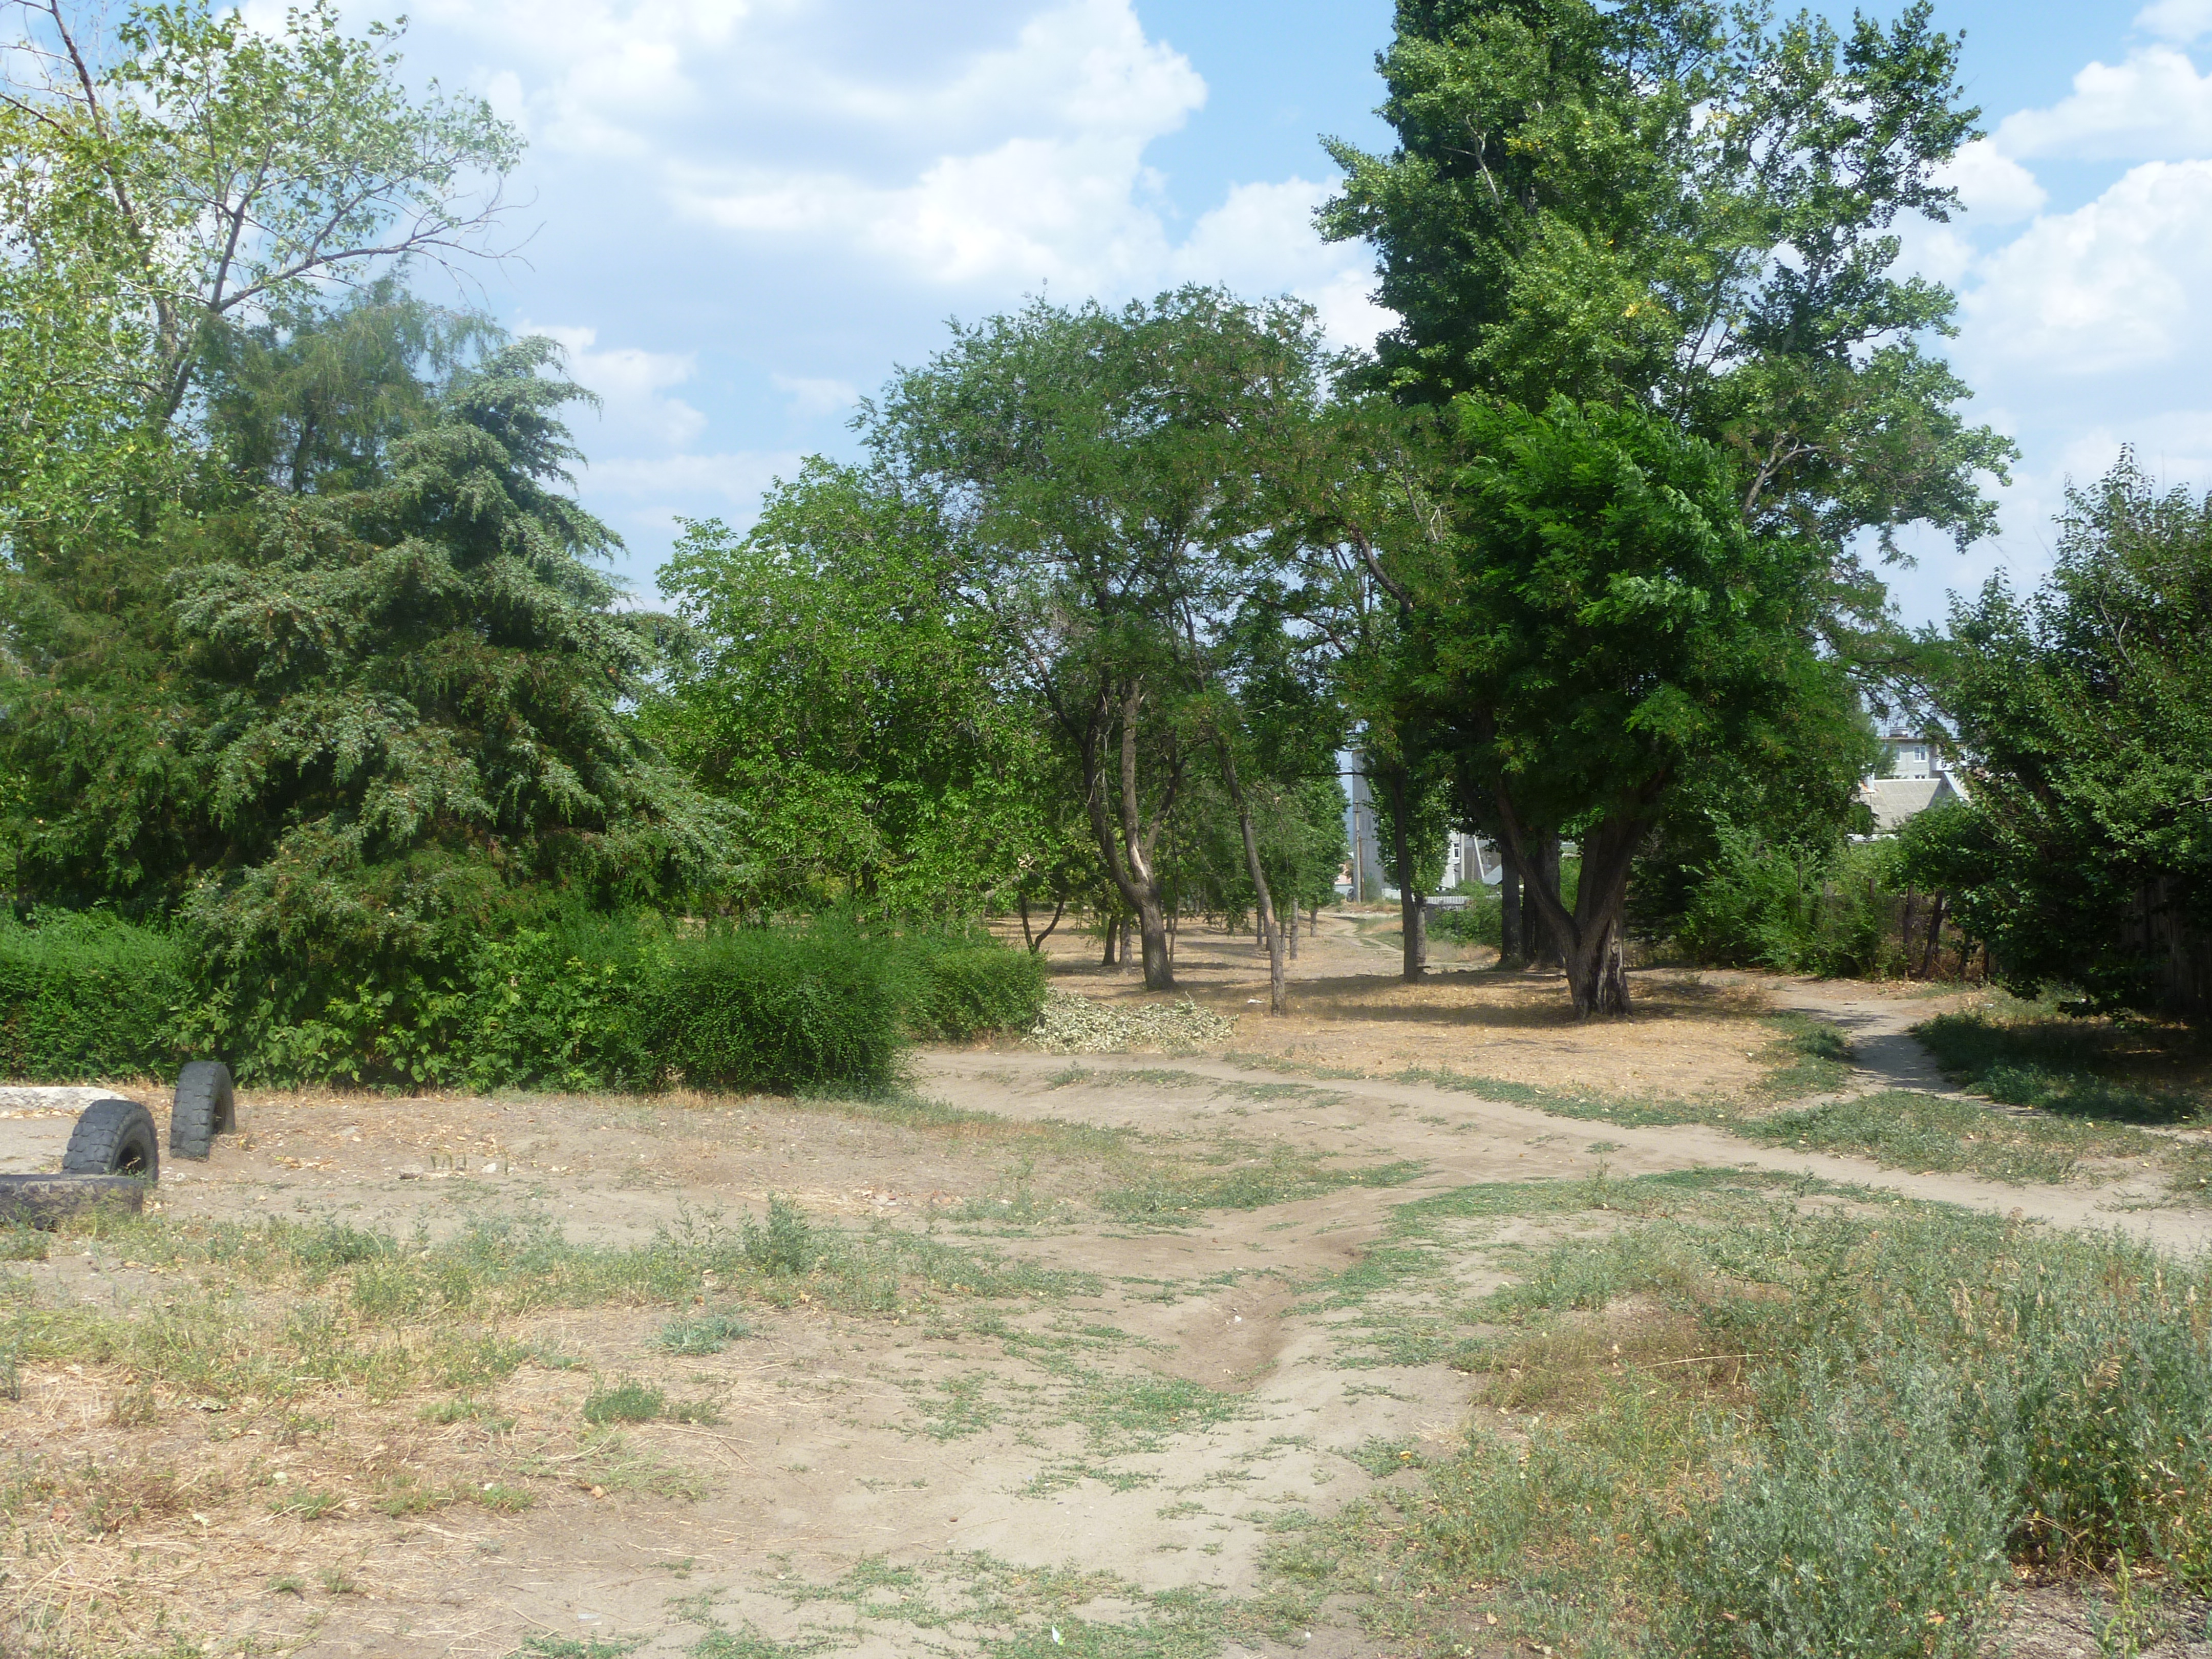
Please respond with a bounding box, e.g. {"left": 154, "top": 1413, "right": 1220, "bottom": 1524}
{"left": 0, "top": 1175, "right": 145, "bottom": 1227}
{"left": 169, "top": 1060, "right": 236, "bottom": 1159}
{"left": 61, "top": 1097, "right": 159, "bottom": 1182}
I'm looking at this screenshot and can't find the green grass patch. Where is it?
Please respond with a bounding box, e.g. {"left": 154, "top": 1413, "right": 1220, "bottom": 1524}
{"left": 1280, "top": 1185, "right": 2212, "bottom": 1657}
{"left": 1737, "top": 1088, "right": 2164, "bottom": 1185}
{"left": 1917, "top": 1009, "right": 2207, "bottom": 1126}
{"left": 1751, "top": 1011, "right": 1855, "bottom": 1098}
{"left": 1388, "top": 1064, "right": 1724, "bottom": 1128}
{"left": 0, "top": 1203, "right": 1098, "bottom": 1411}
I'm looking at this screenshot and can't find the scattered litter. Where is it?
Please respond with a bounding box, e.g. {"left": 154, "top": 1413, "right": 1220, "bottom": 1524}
{"left": 1024, "top": 990, "right": 1237, "bottom": 1055}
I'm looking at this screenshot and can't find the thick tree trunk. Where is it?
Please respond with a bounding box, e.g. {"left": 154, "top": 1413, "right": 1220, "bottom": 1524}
{"left": 1500, "top": 860, "right": 1522, "bottom": 965}
{"left": 1380, "top": 766, "right": 1426, "bottom": 982}
{"left": 1529, "top": 831, "right": 1563, "bottom": 969}
{"left": 1493, "top": 786, "right": 1657, "bottom": 1018}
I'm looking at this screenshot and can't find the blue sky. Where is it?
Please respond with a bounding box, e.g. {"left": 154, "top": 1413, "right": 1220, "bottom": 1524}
{"left": 295, "top": 0, "right": 2212, "bottom": 625}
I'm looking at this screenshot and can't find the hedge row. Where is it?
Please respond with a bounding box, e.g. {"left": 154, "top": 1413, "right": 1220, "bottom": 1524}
{"left": 0, "top": 913, "right": 190, "bottom": 1080}
{"left": 0, "top": 912, "right": 1047, "bottom": 1092}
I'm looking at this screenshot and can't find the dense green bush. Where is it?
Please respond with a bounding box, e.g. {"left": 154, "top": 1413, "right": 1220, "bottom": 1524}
{"left": 0, "top": 913, "right": 187, "bottom": 1079}
{"left": 1678, "top": 824, "right": 1909, "bottom": 977}
{"left": 0, "top": 907, "right": 1045, "bottom": 1092}
{"left": 636, "top": 923, "right": 905, "bottom": 1093}
{"left": 896, "top": 935, "right": 1048, "bottom": 1040}
{"left": 1426, "top": 890, "right": 1502, "bottom": 949}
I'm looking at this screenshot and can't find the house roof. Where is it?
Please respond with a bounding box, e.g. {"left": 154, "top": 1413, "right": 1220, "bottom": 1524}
{"left": 1858, "top": 773, "right": 1968, "bottom": 834}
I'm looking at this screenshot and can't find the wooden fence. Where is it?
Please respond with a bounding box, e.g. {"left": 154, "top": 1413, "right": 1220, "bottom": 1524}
{"left": 2122, "top": 877, "right": 2212, "bottom": 1020}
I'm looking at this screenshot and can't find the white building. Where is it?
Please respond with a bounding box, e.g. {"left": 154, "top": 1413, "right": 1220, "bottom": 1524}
{"left": 1859, "top": 728, "right": 1968, "bottom": 834}
{"left": 1876, "top": 729, "right": 1949, "bottom": 780}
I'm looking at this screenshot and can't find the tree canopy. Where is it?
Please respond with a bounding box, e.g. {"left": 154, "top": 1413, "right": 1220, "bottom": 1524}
{"left": 1909, "top": 457, "right": 2212, "bottom": 1013}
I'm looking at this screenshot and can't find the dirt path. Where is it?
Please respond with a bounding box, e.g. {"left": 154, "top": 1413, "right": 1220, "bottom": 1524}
{"left": 5, "top": 916, "right": 2207, "bottom": 1657}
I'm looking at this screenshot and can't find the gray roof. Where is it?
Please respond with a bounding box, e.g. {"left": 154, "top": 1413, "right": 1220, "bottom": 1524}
{"left": 1859, "top": 773, "right": 1968, "bottom": 834}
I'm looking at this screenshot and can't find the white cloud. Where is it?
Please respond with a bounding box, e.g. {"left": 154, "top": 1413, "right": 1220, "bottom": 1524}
{"left": 1936, "top": 139, "right": 2047, "bottom": 223}
{"left": 1992, "top": 45, "right": 2212, "bottom": 160}
{"left": 674, "top": 0, "right": 1203, "bottom": 290}
{"left": 584, "top": 450, "right": 802, "bottom": 508}
{"left": 2136, "top": 0, "right": 2212, "bottom": 44}
{"left": 530, "top": 323, "right": 707, "bottom": 447}
{"left": 1963, "top": 159, "right": 2212, "bottom": 375}
{"left": 771, "top": 373, "right": 858, "bottom": 419}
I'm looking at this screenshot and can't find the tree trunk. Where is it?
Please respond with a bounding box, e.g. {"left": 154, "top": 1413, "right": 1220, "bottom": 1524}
{"left": 1217, "top": 740, "right": 1287, "bottom": 1013}
{"left": 1494, "top": 787, "right": 1656, "bottom": 1018}
{"left": 1380, "top": 765, "right": 1426, "bottom": 982}
{"left": 1530, "top": 836, "right": 1566, "bottom": 969}
{"left": 1287, "top": 902, "right": 1299, "bottom": 961}
{"left": 1500, "top": 860, "right": 1523, "bottom": 965}
{"left": 1919, "top": 894, "right": 1946, "bottom": 979}
{"left": 1077, "top": 680, "right": 1181, "bottom": 991}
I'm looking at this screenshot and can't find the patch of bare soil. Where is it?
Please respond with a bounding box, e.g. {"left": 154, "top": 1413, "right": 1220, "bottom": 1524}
{"left": 1017, "top": 908, "right": 1786, "bottom": 1099}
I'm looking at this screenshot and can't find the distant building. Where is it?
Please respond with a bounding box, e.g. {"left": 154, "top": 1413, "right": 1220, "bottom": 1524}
{"left": 1858, "top": 773, "right": 1971, "bottom": 834}
{"left": 1859, "top": 728, "right": 1968, "bottom": 834}
{"left": 1876, "top": 729, "right": 1949, "bottom": 780}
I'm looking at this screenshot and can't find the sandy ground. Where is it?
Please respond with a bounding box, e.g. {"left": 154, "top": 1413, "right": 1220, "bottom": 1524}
{"left": 3, "top": 908, "right": 2207, "bottom": 1658}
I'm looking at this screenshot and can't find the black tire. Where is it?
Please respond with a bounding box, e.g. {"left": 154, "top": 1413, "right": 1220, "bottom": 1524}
{"left": 0, "top": 1175, "right": 146, "bottom": 1228}
{"left": 169, "top": 1060, "right": 236, "bottom": 1159}
{"left": 61, "top": 1097, "right": 159, "bottom": 1182}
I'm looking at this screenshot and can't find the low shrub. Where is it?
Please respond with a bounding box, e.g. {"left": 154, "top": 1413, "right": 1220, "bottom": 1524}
{"left": 1678, "top": 824, "right": 1911, "bottom": 977}
{"left": 1426, "top": 891, "right": 1502, "bottom": 949}
{"left": 2, "top": 904, "right": 1044, "bottom": 1092}
{"left": 896, "top": 934, "right": 1048, "bottom": 1040}
{"left": 0, "top": 912, "right": 187, "bottom": 1079}
{"left": 638, "top": 923, "right": 904, "bottom": 1092}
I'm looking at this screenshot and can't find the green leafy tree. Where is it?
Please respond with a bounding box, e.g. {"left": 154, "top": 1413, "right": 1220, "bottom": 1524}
{"left": 1912, "top": 456, "right": 2212, "bottom": 1015}
{"left": 1414, "top": 397, "right": 1867, "bottom": 1014}
{"left": 1320, "top": 0, "right": 2013, "bottom": 576}
{"left": 866, "top": 288, "right": 1327, "bottom": 992}
{"left": 651, "top": 460, "right": 1069, "bottom": 921}
{"left": 2, "top": 0, "right": 519, "bottom": 425}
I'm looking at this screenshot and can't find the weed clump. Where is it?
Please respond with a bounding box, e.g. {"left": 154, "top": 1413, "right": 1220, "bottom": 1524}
{"left": 1321, "top": 1186, "right": 2212, "bottom": 1657}
{"left": 740, "top": 1197, "right": 814, "bottom": 1275}
{"left": 657, "top": 1312, "right": 753, "bottom": 1355}
{"left": 582, "top": 1379, "right": 665, "bottom": 1425}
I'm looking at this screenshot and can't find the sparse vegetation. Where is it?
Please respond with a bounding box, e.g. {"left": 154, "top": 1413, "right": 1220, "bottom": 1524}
{"left": 1285, "top": 1176, "right": 2212, "bottom": 1657}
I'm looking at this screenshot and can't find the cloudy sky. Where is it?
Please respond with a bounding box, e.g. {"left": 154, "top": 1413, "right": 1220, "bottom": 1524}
{"left": 317, "top": 0, "right": 2212, "bottom": 624}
